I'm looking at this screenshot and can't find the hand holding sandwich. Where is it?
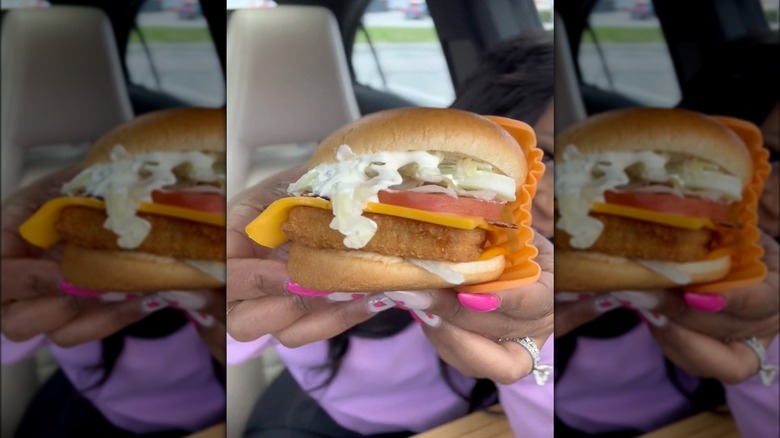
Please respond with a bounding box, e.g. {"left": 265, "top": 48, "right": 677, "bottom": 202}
{"left": 1, "top": 167, "right": 147, "bottom": 346}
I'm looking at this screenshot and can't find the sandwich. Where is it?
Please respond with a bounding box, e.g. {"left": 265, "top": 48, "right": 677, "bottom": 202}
{"left": 20, "top": 107, "right": 226, "bottom": 292}
{"left": 554, "top": 108, "right": 753, "bottom": 291}
{"left": 246, "top": 107, "right": 531, "bottom": 291}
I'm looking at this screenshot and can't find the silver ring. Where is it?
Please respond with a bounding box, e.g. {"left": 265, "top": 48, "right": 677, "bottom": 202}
{"left": 742, "top": 337, "right": 778, "bottom": 386}
{"left": 499, "top": 337, "right": 552, "bottom": 386}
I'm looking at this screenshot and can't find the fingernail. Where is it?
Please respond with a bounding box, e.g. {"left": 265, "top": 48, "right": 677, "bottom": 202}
{"left": 683, "top": 293, "right": 726, "bottom": 313}
{"left": 555, "top": 292, "right": 592, "bottom": 302}
{"left": 637, "top": 309, "right": 667, "bottom": 327}
{"left": 594, "top": 296, "right": 620, "bottom": 313}
{"left": 384, "top": 291, "right": 432, "bottom": 310}
{"left": 410, "top": 309, "right": 441, "bottom": 327}
{"left": 611, "top": 291, "right": 658, "bottom": 310}
{"left": 158, "top": 291, "right": 206, "bottom": 310}
{"left": 457, "top": 293, "right": 500, "bottom": 313}
{"left": 326, "top": 292, "right": 367, "bottom": 302}
{"left": 190, "top": 311, "right": 215, "bottom": 328}
{"left": 285, "top": 279, "right": 331, "bottom": 297}
{"left": 368, "top": 295, "right": 396, "bottom": 313}
{"left": 60, "top": 281, "right": 103, "bottom": 298}
{"left": 100, "top": 292, "right": 131, "bottom": 302}
{"left": 141, "top": 296, "right": 170, "bottom": 313}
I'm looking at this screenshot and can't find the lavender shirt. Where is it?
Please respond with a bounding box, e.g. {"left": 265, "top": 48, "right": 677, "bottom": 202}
{"left": 227, "top": 322, "right": 554, "bottom": 437}
{"left": 1, "top": 323, "right": 225, "bottom": 434}
{"left": 556, "top": 324, "right": 779, "bottom": 437}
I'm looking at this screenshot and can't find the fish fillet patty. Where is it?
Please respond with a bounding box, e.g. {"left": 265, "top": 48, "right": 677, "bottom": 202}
{"left": 56, "top": 207, "right": 225, "bottom": 260}
{"left": 555, "top": 213, "right": 714, "bottom": 262}
{"left": 281, "top": 206, "right": 486, "bottom": 263}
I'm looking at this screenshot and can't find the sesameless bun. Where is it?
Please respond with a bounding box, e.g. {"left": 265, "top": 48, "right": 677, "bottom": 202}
{"left": 310, "top": 107, "right": 528, "bottom": 183}
{"left": 61, "top": 244, "right": 224, "bottom": 292}
{"left": 83, "top": 107, "right": 226, "bottom": 165}
{"left": 554, "top": 250, "right": 731, "bottom": 292}
{"left": 554, "top": 107, "right": 752, "bottom": 184}
{"left": 287, "top": 243, "right": 505, "bottom": 292}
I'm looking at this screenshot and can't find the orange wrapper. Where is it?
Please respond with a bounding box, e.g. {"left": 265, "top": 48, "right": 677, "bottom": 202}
{"left": 683, "top": 116, "right": 770, "bottom": 293}
{"left": 456, "top": 116, "right": 545, "bottom": 293}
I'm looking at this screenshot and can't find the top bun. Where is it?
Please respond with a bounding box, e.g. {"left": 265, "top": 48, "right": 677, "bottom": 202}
{"left": 310, "top": 107, "right": 527, "bottom": 182}
{"left": 555, "top": 108, "right": 752, "bottom": 185}
{"left": 84, "top": 107, "right": 225, "bottom": 165}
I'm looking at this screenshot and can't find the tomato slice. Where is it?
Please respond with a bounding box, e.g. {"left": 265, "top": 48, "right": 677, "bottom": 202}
{"left": 603, "top": 191, "right": 731, "bottom": 222}
{"left": 151, "top": 191, "right": 225, "bottom": 214}
{"left": 377, "top": 191, "right": 505, "bottom": 221}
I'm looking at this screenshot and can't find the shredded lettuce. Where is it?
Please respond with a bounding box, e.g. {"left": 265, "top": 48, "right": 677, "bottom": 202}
{"left": 555, "top": 145, "right": 742, "bottom": 249}
{"left": 288, "top": 145, "right": 516, "bottom": 249}
{"left": 62, "top": 145, "right": 225, "bottom": 249}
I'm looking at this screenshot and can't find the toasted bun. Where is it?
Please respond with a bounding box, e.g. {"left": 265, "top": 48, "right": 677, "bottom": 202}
{"left": 61, "top": 244, "right": 224, "bottom": 292}
{"left": 83, "top": 107, "right": 225, "bottom": 165}
{"left": 310, "top": 107, "right": 527, "bottom": 182}
{"left": 287, "top": 243, "right": 505, "bottom": 292}
{"left": 555, "top": 108, "right": 752, "bottom": 185}
{"left": 554, "top": 250, "right": 731, "bottom": 292}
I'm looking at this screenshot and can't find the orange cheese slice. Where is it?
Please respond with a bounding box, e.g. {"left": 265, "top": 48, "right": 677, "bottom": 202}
{"left": 245, "top": 196, "right": 493, "bottom": 249}
{"left": 19, "top": 196, "right": 226, "bottom": 249}
{"left": 589, "top": 202, "right": 717, "bottom": 230}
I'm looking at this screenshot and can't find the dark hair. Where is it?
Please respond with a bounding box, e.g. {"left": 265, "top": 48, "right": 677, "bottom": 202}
{"left": 451, "top": 30, "right": 554, "bottom": 125}
{"left": 679, "top": 31, "right": 779, "bottom": 125}
{"left": 320, "top": 30, "right": 554, "bottom": 412}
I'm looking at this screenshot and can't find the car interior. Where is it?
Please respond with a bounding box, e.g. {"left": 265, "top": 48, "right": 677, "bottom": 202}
{"left": 2, "top": 0, "right": 776, "bottom": 436}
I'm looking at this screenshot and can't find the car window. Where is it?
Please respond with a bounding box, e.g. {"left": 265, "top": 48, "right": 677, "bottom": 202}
{"left": 577, "top": 0, "right": 680, "bottom": 107}
{"left": 126, "top": 0, "right": 225, "bottom": 107}
{"left": 352, "top": 0, "right": 454, "bottom": 107}
{"left": 535, "top": 0, "right": 554, "bottom": 30}
{"left": 764, "top": 0, "right": 779, "bottom": 30}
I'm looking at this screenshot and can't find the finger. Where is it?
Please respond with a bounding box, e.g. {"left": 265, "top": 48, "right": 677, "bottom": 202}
{"left": 648, "top": 320, "right": 767, "bottom": 384}
{"left": 423, "top": 320, "right": 544, "bottom": 385}
{"left": 553, "top": 293, "right": 610, "bottom": 338}
{"left": 1, "top": 295, "right": 86, "bottom": 341}
{"left": 1, "top": 259, "right": 63, "bottom": 302}
{"left": 227, "top": 294, "right": 326, "bottom": 342}
{"left": 271, "top": 297, "right": 386, "bottom": 348}
{"left": 156, "top": 290, "right": 226, "bottom": 325}
{"left": 226, "top": 258, "right": 288, "bottom": 301}
{"left": 47, "top": 300, "right": 148, "bottom": 347}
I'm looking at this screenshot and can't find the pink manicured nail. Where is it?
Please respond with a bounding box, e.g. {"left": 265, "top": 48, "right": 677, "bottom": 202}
{"left": 60, "top": 281, "right": 104, "bottom": 298}
{"left": 284, "top": 279, "right": 331, "bottom": 297}
{"left": 325, "top": 292, "right": 367, "bottom": 302}
{"left": 409, "top": 309, "right": 441, "bottom": 327}
{"left": 594, "top": 296, "right": 620, "bottom": 313}
{"left": 457, "top": 293, "right": 500, "bottom": 312}
{"left": 683, "top": 293, "right": 726, "bottom": 313}
{"left": 636, "top": 309, "right": 667, "bottom": 327}
{"left": 368, "top": 295, "right": 396, "bottom": 313}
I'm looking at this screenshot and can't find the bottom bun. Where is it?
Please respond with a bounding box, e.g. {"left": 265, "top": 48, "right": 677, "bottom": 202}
{"left": 555, "top": 250, "right": 731, "bottom": 292}
{"left": 61, "top": 244, "right": 225, "bottom": 292}
{"left": 287, "top": 243, "right": 505, "bottom": 291}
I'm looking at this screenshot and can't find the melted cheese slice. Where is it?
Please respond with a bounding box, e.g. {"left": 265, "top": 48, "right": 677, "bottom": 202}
{"left": 590, "top": 202, "right": 717, "bottom": 230}
{"left": 245, "top": 197, "right": 492, "bottom": 249}
{"left": 20, "top": 197, "right": 225, "bottom": 249}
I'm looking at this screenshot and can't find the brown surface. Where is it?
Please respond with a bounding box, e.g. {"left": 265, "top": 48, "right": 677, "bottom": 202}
{"left": 282, "top": 206, "right": 486, "bottom": 262}
{"left": 638, "top": 411, "right": 740, "bottom": 438}
{"left": 61, "top": 244, "right": 224, "bottom": 292}
{"left": 84, "top": 107, "right": 225, "bottom": 164}
{"left": 310, "top": 107, "right": 527, "bottom": 182}
{"left": 554, "top": 250, "right": 731, "bottom": 292}
{"left": 555, "top": 108, "right": 752, "bottom": 184}
{"left": 185, "top": 423, "right": 225, "bottom": 438}
{"left": 57, "top": 206, "right": 225, "bottom": 260}
{"left": 555, "top": 213, "right": 713, "bottom": 262}
{"left": 287, "top": 243, "right": 505, "bottom": 292}
{"left": 412, "top": 405, "right": 513, "bottom": 438}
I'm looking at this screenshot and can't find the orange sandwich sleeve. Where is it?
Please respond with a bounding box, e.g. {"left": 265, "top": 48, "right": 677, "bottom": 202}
{"left": 685, "top": 116, "right": 771, "bottom": 293}
{"left": 456, "top": 116, "right": 545, "bottom": 294}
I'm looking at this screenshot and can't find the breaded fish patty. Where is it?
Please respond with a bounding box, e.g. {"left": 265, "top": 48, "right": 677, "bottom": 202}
{"left": 56, "top": 206, "right": 225, "bottom": 260}
{"left": 281, "top": 206, "right": 486, "bottom": 263}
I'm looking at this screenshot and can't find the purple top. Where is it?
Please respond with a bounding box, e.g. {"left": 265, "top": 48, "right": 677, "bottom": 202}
{"left": 227, "top": 323, "right": 554, "bottom": 437}
{"left": 556, "top": 324, "right": 779, "bottom": 437}
{"left": 1, "top": 324, "right": 225, "bottom": 434}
